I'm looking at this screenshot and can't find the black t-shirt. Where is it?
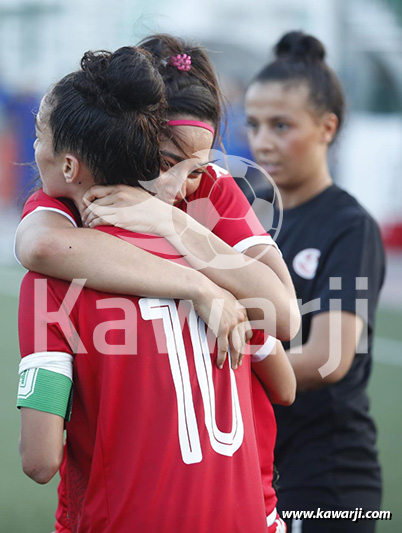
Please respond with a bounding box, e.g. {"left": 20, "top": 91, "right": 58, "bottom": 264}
{"left": 246, "top": 181, "right": 385, "bottom": 511}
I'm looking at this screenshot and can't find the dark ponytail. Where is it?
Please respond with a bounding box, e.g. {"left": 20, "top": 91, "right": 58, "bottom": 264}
{"left": 45, "top": 46, "right": 166, "bottom": 186}
{"left": 252, "top": 31, "right": 345, "bottom": 136}
{"left": 139, "top": 34, "right": 225, "bottom": 145}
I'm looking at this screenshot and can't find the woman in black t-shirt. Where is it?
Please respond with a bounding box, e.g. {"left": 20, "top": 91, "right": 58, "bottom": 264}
{"left": 245, "top": 31, "right": 385, "bottom": 532}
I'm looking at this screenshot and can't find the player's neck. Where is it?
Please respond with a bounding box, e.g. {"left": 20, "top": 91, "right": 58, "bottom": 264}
{"left": 278, "top": 168, "right": 333, "bottom": 210}
{"left": 67, "top": 188, "right": 91, "bottom": 219}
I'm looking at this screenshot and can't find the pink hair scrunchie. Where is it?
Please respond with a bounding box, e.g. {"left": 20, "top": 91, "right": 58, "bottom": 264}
{"left": 169, "top": 54, "right": 192, "bottom": 71}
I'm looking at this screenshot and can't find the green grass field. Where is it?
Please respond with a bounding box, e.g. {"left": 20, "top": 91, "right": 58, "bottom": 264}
{"left": 0, "top": 265, "right": 401, "bottom": 532}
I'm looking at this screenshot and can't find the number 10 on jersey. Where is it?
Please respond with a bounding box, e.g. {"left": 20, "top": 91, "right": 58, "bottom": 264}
{"left": 139, "top": 298, "right": 244, "bottom": 465}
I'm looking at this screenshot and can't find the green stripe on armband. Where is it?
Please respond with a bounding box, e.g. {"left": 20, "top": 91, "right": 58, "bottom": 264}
{"left": 17, "top": 368, "right": 73, "bottom": 421}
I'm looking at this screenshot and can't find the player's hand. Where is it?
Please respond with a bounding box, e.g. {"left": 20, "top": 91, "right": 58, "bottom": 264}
{"left": 81, "top": 185, "right": 175, "bottom": 237}
{"left": 193, "top": 280, "right": 252, "bottom": 370}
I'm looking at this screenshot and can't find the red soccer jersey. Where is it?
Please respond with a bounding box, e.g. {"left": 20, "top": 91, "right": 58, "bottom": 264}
{"left": 174, "top": 165, "right": 280, "bottom": 516}
{"left": 252, "top": 373, "right": 278, "bottom": 513}
{"left": 19, "top": 170, "right": 279, "bottom": 522}
{"left": 176, "top": 164, "right": 278, "bottom": 253}
{"left": 19, "top": 225, "right": 268, "bottom": 533}
{"left": 20, "top": 189, "right": 81, "bottom": 226}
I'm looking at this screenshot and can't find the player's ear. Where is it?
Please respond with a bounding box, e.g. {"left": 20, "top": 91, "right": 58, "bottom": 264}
{"left": 62, "top": 154, "right": 81, "bottom": 184}
{"left": 321, "top": 112, "right": 338, "bottom": 145}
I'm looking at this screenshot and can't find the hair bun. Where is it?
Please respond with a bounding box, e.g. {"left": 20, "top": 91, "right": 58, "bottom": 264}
{"left": 78, "top": 47, "right": 164, "bottom": 112}
{"left": 274, "top": 31, "right": 326, "bottom": 62}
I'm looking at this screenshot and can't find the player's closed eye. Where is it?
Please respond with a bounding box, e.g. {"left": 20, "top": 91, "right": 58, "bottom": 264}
{"left": 188, "top": 166, "right": 206, "bottom": 178}
{"left": 161, "top": 160, "right": 174, "bottom": 172}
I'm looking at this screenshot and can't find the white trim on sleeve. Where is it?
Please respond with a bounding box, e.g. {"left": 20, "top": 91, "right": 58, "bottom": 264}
{"left": 267, "top": 507, "right": 278, "bottom": 527}
{"left": 233, "top": 235, "right": 282, "bottom": 256}
{"left": 23, "top": 206, "right": 78, "bottom": 228}
{"left": 19, "top": 351, "right": 74, "bottom": 381}
{"left": 14, "top": 207, "right": 78, "bottom": 265}
{"left": 251, "top": 335, "right": 277, "bottom": 363}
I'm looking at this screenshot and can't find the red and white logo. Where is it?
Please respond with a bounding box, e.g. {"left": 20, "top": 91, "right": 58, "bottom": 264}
{"left": 292, "top": 248, "right": 321, "bottom": 280}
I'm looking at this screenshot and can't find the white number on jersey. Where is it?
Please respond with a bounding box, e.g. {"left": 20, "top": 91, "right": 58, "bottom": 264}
{"left": 139, "top": 298, "right": 244, "bottom": 464}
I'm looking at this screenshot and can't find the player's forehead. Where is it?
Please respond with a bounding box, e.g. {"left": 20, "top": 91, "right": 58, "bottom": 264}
{"left": 161, "top": 138, "right": 211, "bottom": 168}
{"left": 36, "top": 93, "right": 52, "bottom": 130}
{"left": 246, "top": 81, "right": 311, "bottom": 119}
{"left": 163, "top": 122, "right": 213, "bottom": 159}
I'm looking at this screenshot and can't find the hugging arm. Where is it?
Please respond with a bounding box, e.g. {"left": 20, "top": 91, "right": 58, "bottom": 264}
{"left": 16, "top": 211, "right": 206, "bottom": 300}
{"left": 168, "top": 210, "right": 299, "bottom": 340}
{"left": 16, "top": 210, "right": 249, "bottom": 367}
{"left": 251, "top": 339, "right": 296, "bottom": 406}
{"left": 82, "top": 185, "right": 300, "bottom": 341}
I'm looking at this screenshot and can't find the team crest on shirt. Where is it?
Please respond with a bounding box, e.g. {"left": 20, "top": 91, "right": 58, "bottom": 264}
{"left": 292, "top": 248, "right": 321, "bottom": 280}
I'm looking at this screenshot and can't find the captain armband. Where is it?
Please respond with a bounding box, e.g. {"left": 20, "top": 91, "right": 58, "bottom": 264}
{"left": 17, "top": 352, "right": 74, "bottom": 421}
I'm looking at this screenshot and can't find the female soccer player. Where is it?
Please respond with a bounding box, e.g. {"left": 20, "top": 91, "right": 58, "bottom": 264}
{"left": 18, "top": 45, "right": 274, "bottom": 532}
{"left": 17, "top": 36, "right": 295, "bottom": 532}
{"left": 245, "top": 31, "right": 385, "bottom": 532}
{"left": 16, "top": 35, "right": 299, "bottom": 348}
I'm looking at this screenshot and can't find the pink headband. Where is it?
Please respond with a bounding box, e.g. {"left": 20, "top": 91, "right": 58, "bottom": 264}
{"left": 167, "top": 120, "right": 215, "bottom": 135}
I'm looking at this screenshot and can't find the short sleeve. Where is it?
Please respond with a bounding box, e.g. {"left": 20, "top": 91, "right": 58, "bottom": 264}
{"left": 185, "top": 166, "right": 279, "bottom": 252}
{"left": 21, "top": 189, "right": 80, "bottom": 226}
{"left": 15, "top": 190, "right": 81, "bottom": 264}
{"left": 312, "top": 216, "right": 385, "bottom": 330}
{"left": 18, "top": 272, "right": 81, "bottom": 357}
{"left": 249, "top": 330, "right": 277, "bottom": 363}
{"left": 17, "top": 272, "right": 80, "bottom": 419}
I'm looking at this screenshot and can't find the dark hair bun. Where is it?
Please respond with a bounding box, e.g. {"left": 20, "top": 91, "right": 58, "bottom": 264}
{"left": 274, "top": 31, "right": 326, "bottom": 62}
{"left": 78, "top": 47, "right": 164, "bottom": 112}
{"left": 138, "top": 33, "right": 223, "bottom": 141}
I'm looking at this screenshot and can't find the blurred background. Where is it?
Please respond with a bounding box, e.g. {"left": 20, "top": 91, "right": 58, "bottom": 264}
{"left": 0, "top": 0, "right": 401, "bottom": 531}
